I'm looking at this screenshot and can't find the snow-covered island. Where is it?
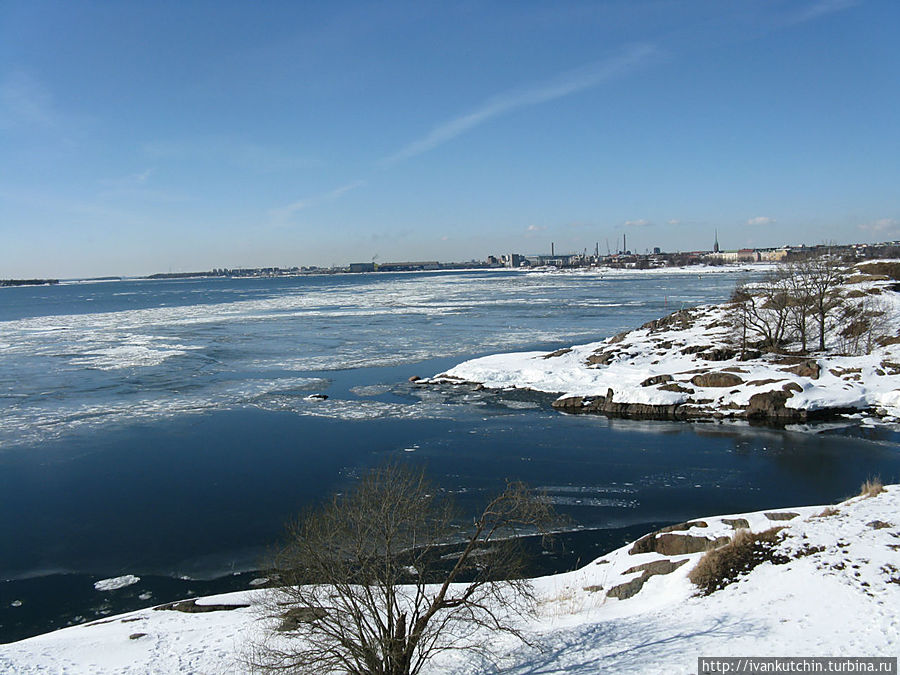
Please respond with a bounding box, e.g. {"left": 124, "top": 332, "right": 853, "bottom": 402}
{"left": 2, "top": 484, "right": 897, "bottom": 673}
{"left": 430, "top": 260, "right": 900, "bottom": 425}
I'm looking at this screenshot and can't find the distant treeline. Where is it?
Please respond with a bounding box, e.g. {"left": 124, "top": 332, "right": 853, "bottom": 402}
{"left": 1, "top": 279, "right": 59, "bottom": 287}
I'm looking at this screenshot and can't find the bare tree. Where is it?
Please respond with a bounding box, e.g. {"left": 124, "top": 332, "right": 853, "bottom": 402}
{"left": 247, "top": 464, "right": 556, "bottom": 675}
{"left": 728, "top": 283, "right": 752, "bottom": 359}
{"left": 785, "top": 262, "right": 816, "bottom": 353}
{"left": 729, "top": 270, "right": 794, "bottom": 352}
{"left": 793, "top": 256, "right": 845, "bottom": 351}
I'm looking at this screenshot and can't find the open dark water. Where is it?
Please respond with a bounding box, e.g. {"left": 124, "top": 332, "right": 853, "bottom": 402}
{"left": 1, "top": 268, "right": 899, "bottom": 642}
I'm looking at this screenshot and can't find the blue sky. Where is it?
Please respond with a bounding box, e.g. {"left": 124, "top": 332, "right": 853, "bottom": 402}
{"left": 1, "top": 0, "right": 898, "bottom": 277}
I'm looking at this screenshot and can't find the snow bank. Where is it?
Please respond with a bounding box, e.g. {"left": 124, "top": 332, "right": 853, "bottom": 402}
{"left": 3, "top": 487, "right": 898, "bottom": 674}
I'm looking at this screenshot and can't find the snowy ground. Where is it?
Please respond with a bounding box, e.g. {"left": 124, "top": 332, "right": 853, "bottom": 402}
{"left": 2, "top": 486, "right": 897, "bottom": 674}
{"left": 432, "top": 263, "right": 900, "bottom": 425}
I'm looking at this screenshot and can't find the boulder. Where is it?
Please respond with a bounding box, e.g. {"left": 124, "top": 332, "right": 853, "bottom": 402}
{"left": 606, "top": 575, "right": 646, "bottom": 600}
{"left": 722, "top": 518, "right": 750, "bottom": 529}
{"left": 690, "top": 372, "right": 744, "bottom": 388}
{"left": 629, "top": 520, "right": 727, "bottom": 556}
{"left": 277, "top": 607, "right": 329, "bottom": 632}
{"left": 607, "top": 558, "right": 691, "bottom": 600}
{"left": 659, "top": 382, "right": 693, "bottom": 393}
{"left": 542, "top": 348, "right": 573, "bottom": 359}
{"left": 623, "top": 558, "right": 690, "bottom": 577}
{"left": 552, "top": 396, "right": 589, "bottom": 412}
{"left": 764, "top": 512, "right": 799, "bottom": 521}
{"left": 780, "top": 360, "right": 820, "bottom": 379}
{"left": 641, "top": 374, "right": 673, "bottom": 387}
{"left": 641, "top": 309, "right": 694, "bottom": 332}
{"left": 700, "top": 347, "right": 737, "bottom": 361}
{"left": 586, "top": 350, "right": 616, "bottom": 366}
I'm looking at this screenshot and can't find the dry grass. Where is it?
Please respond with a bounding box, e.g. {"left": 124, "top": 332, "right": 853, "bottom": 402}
{"left": 688, "top": 528, "right": 786, "bottom": 596}
{"left": 810, "top": 507, "right": 840, "bottom": 519}
{"left": 859, "top": 477, "right": 885, "bottom": 499}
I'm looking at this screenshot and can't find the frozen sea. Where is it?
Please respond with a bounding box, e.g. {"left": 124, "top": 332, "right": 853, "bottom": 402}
{"left": 2, "top": 268, "right": 899, "bottom": 641}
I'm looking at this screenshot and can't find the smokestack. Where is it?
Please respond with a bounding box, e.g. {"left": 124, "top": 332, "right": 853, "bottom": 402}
{"left": 623, "top": 234, "right": 627, "bottom": 254}
{"left": 551, "top": 242, "right": 554, "bottom": 256}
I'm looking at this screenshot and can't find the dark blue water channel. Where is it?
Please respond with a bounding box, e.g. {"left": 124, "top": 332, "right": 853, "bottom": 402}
{"left": 1, "top": 269, "right": 898, "bottom": 642}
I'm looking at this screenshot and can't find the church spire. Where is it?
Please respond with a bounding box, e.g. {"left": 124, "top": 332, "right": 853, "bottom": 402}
{"left": 714, "top": 229, "right": 719, "bottom": 253}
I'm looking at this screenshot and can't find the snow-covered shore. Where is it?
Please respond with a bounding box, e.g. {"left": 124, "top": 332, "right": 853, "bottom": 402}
{"left": 2, "top": 486, "right": 897, "bottom": 674}
{"left": 431, "top": 263, "right": 900, "bottom": 425}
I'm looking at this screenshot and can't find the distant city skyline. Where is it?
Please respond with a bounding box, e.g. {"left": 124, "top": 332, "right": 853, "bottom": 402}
{"left": 2, "top": 1, "right": 898, "bottom": 278}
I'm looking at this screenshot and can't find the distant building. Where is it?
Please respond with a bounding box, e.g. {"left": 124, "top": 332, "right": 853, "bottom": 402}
{"left": 377, "top": 261, "right": 440, "bottom": 272}
{"left": 349, "top": 262, "right": 376, "bottom": 273}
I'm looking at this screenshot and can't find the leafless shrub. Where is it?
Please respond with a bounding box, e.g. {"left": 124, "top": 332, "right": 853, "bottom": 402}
{"left": 860, "top": 477, "right": 885, "bottom": 499}
{"left": 688, "top": 527, "right": 786, "bottom": 595}
{"left": 246, "top": 464, "right": 557, "bottom": 675}
{"left": 810, "top": 507, "right": 840, "bottom": 519}
{"left": 835, "top": 295, "right": 892, "bottom": 356}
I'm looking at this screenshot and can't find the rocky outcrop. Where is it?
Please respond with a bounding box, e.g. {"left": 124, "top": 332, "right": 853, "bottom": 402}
{"left": 155, "top": 599, "right": 250, "bottom": 613}
{"left": 642, "top": 309, "right": 694, "bottom": 333}
{"left": 629, "top": 521, "right": 729, "bottom": 556}
{"left": 745, "top": 387, "right": 810, "bottom": 421}
{"left": 606, "top": 558, "right": 690, "bottom": 600}
{"left": 543, "top": 348, "right": 573, "bottom": 359}
{"left": 552, "top": 393, "right": 686, "bottom": 421}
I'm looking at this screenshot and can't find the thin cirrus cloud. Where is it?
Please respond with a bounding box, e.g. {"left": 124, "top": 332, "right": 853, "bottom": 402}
{"left": 747, "top": 216, "right": 775, "bottom": 226}
{"left": 858, "top": 218, "right": 899, "bottom": 234}
{"left": 269, "top": 180, "right": 367, "bottom": 223}
{"left": 785, "top": 0, "right": 860, "bottom": 25}
{"left": 143, "top": 138, "right": 320, "bottom": 173}
{"left": 0, "top": 71, "right": 57, "bottom": 129}
{"left": 624, "top": 219, "right": 651, "bottom": 227}
{"left": 380, "top": 43, "right": 660, "bottom": 167}
{"left": 272, "top": 45, "right": 659, "bottom": 222}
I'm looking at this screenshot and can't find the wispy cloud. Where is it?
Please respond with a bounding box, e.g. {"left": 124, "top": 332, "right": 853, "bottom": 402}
{"left": 667, "top": 219, "right": 681, "bottom": 226}
{"left": 0, "top": 71, "right": 57, "bottom": 129}
{"left": 747, "top": 216, "right": 775, "bottom": 226}
{"left": 786, "top": 0, "right": 860, "bottom": 25}
{"left": 624, "top": 218, "right": 651, "bottom": 227}
{"left": 99, "top": 169, "right": 154, "bottom": 189}
{"left": 143, "top": 138, "right": 319, "bottom": 173}
{"left": 270, "top": 180, "right": 367, "bottom": 223}
{"left": 858, "top": 218, "right": 899, "bottom": 235}
{"left": 381, "top": 43, "right": 659, "bottom": 166}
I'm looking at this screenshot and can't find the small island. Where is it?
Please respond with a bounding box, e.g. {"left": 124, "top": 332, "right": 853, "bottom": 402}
{"left": 429, "top": 258, "right": 900, "bottom": 425}
{"left": 0, "top": 278, "right": 59, "bottom": 287}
